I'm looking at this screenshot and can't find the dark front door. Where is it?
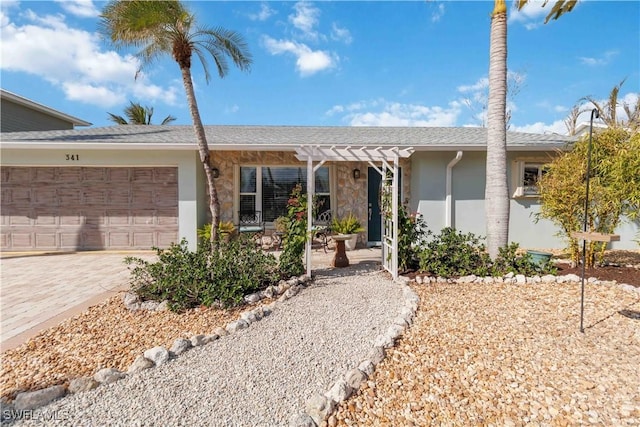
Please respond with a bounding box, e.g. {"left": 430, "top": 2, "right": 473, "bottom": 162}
{"left": 367, "top": 167, "right": 382, "bottom": 244}
{"left": 367, "top": 167, "right": 401, "bottom": 244}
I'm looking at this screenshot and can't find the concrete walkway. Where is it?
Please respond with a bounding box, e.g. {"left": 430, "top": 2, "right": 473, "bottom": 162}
{"left": 0, "top": 247, "right": 381, "bottom": 352}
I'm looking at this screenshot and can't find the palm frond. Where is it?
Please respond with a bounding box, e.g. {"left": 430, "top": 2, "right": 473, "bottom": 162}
{"left": 107, "top": 112, "right": 128, "bottom": 125}
{"left": 161, "top": 115, "right": 177, "bottom": 125}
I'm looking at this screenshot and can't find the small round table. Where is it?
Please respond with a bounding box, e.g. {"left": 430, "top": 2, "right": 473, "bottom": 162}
{"left": 331, "top": 234, "right": 352, "bottom": 268}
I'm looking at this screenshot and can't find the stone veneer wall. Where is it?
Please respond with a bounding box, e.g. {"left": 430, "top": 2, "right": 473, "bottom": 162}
{"left": 208, "top": 151, "right": 411, "bottom": 246}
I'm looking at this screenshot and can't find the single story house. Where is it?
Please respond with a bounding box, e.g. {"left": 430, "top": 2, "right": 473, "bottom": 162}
{"left": 1, "top": 89, "right": 91, "bottom": 132}
{"left": 2, "top": 124, "right": 638, "bottom": 253}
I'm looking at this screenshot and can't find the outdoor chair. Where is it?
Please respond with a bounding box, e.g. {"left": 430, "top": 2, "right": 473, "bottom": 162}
{"left": 237, "top": 211, "right": 265, "bottom": 247}
{"left": 311, "top": 209, "right": 332, "bottom": 253}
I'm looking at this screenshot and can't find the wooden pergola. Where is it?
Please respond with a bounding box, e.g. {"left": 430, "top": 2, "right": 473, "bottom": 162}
{"left": 295, "top": 145, "right": 415, "bottom": 279}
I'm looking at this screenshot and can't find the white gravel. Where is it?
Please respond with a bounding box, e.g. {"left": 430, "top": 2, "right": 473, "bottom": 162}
{"left": 10, "top": 264, "right": 405, "bottom": 426}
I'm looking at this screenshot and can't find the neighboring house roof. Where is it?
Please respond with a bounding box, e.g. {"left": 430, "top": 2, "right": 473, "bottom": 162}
{"left": 0, "top": 125, "right": 575, "bottom": 152}
{"left": 0, "top": 89, "right": 92, "bottom": 128}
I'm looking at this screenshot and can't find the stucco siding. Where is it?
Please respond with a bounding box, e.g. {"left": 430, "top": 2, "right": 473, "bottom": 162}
{"left": 1, "top": 100, "right": 74, "bottom": 132}
{"left": 411, "top": 150, "right": 640, "bottom": 250}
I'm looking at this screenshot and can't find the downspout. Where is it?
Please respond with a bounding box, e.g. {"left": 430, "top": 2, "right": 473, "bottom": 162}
{"left": 445, "top": 151, "right": 463, "bottom": 228}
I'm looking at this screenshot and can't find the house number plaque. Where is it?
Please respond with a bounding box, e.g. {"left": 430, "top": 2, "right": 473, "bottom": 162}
{"left": 65, "top": 154, "right": 80, "bottom": 161}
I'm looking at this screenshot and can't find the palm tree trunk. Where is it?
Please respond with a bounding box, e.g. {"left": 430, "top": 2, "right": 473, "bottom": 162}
{"left": 485, "top": 0, "right": 510, "bottom": 259}
{"left": 180, "top": 66, "right": 220, "bottom": 247}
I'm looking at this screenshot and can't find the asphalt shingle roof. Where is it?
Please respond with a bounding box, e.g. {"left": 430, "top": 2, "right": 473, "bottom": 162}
{"left": 0, "top": 125, "right": 575, "bottom": 151}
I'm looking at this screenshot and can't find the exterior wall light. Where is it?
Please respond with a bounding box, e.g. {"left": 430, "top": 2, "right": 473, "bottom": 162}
{"left": 352, "top": 168, "right": 361, "bottom": 179}
{"left": 212, "top": 167, "right": 220, "bottom": 179}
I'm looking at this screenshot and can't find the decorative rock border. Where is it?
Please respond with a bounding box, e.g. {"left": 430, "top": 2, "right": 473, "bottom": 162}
{"left": 1, "top": 274, "right": 312, "bottom": 417}
{"left": 290, "top": 275, "right": 419, "bottom": 427}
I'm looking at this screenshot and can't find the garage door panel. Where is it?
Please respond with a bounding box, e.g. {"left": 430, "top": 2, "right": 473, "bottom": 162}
{"left": 155, "top": 167, "right": 178, "bottom": 183}
{"left": 82, "top": 168, "right": 107, "bottom": 181}
{"left": 1, "top": 167, "right": 178, "bottom": 251}
{"left": 11, "top": 233, "right": 34, "bottom": 249}
{"left": 57, "top": 168, "right": 81, "bottom": 182}
{"left": 34, "top": 168, "right": 56, "bottom": 182}
{"left": 133, "top": 169, "right": 154, "bottom": 182}
{"left": 35, "top": 233, "right": 57, "bottom": 248}
{"left": 108, "top": 188, "right": 131, "bottom": 204}
{"left": 83, "top": 188, "right": 108, "bottom": 204}
{"left": 33, "top": 188, "right": 57, "bottom": 205}
{"left": 106, "top": 210, "right": 130, "bottom": 226}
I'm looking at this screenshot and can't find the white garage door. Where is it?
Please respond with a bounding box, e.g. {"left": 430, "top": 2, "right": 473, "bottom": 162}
{"left": 1, "top": 167, "right": 178, "bottom": 251}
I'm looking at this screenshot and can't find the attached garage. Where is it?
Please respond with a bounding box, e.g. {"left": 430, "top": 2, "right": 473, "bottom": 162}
{"left": 1, "top": 166, "right": 179, "bottom": 251}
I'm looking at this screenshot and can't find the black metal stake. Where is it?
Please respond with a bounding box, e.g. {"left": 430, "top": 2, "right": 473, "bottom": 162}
{"left": 580, "top": 108, "right": 599, "bottom": 333}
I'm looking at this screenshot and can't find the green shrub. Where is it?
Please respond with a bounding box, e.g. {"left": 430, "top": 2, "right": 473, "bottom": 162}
{"left": 491, "top": 243, "right": 557, "bottom": 276}
{"left": 397, "top": 205, "right": 430, "bottom": 272}
{"left": 125, "top": 237, "right": 279, "bottom": 312}
{"left": 418, "top": 227, "right": 492, "bottom": 277}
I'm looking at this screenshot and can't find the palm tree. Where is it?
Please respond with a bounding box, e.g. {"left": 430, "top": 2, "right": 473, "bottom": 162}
{"left": 99, "top": 1, "right": 252, "bottom": 245}
{"left": 485, "top": 0, "right": 575, "bottom": 258}
{"left": 108, "top": 101, "right": 176, "bottom": 125}
{"left": 581, "top": 78, "right": 640, "bottom": 130}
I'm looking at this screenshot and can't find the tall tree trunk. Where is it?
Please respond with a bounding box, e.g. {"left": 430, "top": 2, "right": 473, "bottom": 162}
{"left": 180, "top": 66, "right": 220, "bottom": 247}
{"left": 485, "top": 0, "right": 510, "bottom": 259}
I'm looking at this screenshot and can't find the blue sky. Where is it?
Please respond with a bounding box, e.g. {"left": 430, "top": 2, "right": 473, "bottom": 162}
{"left": 1, "top": 1, "right": 638, "bottom": 134}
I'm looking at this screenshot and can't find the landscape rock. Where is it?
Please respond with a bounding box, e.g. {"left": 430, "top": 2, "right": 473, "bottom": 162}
{"left": 140, "top": 300, "right": 160, "bottom": 311}
{"left": 289, "top": 413, "right": 317, "bottom": 427}
{"left": 68, "top": 377, "right": 99, "bottom": 394}
{"left": 325, "top": 379, "right": 353, "bottom": 404}
{"left": 213, "top": 327, "right": 228, "bottom": 337}
{"left": 143, "top": 346, "right": 170, "bottom": 366}
{"left": 515, "top": 274, "right": 526, "bottom": 284}
{"left": 226, "top": 319, "right": 249, "bottom": 334}
{"left": 94, "top": 368, "right": 126, "bottom": 384}
{"left": 240, "top": 311, "right": 258, "bottom": 324}
{"left": 13, "top": 385, "right": 66, "bottom": 411}
{"left": 127, "top": 355, "right": 155, "bottom": 373}
{"left": 190, "top": 334, "right": 207, "bottom": 347}
{"left": 262, "top": 286, "right": 276, "bottom": 299}
{"left": 251, "top": 307, "right": 264, "bottom": 320}
{"left": 345, "top": 368, "right": 367, "bottom": 391}
{"left": 565, "top": 273, "right": 581, "bottom": 282}
{"left": 541, "top": 274, "right": 556, "bottom": 283}
{"left": 367, "top": 346, "right": 385, "bottom": 365}
{"left": 170, "top": 338, "right": 192, "bottom": 355}
{"left": 358, "top": 360, "right": 375, "bottom": 377}
{"left": 306, "top": 393, "right": 334, "bottom": 426}
{"left": 122, "top": 292, "right": 140, "bottom": 310}
{"left": 156, "top": 300, "right": 170, "bottom": 311}
{"left": 244, "top": 293, "right": 261, "bottom": 304}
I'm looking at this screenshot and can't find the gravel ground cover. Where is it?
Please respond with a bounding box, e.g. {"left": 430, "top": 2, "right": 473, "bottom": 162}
{"left": 1, "top": 297, "right": 244, "bottom": 402}
{"left": 334, "top": 280, "right": 640, "bottom": 426}
{"left": 6, "top": 264, "right": 405, "bottom": 426}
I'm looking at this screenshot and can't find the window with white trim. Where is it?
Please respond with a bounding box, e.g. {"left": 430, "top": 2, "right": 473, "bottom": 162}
{"left": 239, "top": 166, "right": 330, "bottom": 222}
{"left": 513, "top": 161, "right": 547, "bottom": 197}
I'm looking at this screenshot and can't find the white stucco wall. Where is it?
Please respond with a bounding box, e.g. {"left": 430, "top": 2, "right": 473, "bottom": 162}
{"left": 1, "top": 148, "right": 203, "bottom": 250}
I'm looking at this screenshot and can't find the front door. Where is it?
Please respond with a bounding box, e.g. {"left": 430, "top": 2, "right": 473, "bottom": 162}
{"left": 367, "top": 167, "right": 401, "bottom": 245}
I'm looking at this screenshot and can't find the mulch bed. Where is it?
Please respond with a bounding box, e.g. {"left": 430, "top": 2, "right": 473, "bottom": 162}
{"left": 555, "top": 264, "right": 639, "bottom": 287}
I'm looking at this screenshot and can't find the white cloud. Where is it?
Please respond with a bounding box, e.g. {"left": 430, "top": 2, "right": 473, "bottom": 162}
{"left": 579, "top": 50, "right": 619, "bottom": 66}
{"left": 331, "top": 23, "right": 352, "bottom": 44}
{"left": 262, "top": 36, "right": 336, "bottom": 76}
{"left": 54, "top": 0, "right": 99, "bottom": 18}
{"left": 457, "top": 77, "right": 488, "bottom": 93}
{"left": 510, "top": 119, "right": 567, "bottom": 135}
{"left": 225, "top": 104, "right": 240, "bottom": 114}
{"left": 508, "top": 1, "right": 548, "bottom": 28}
{"left": 0, "top": 8, "right": 179, "bottom": 108}
{"left": 289, "top": 1, "right": 320, "bottom": 40}
{"left": 326, "top": 99, "right": 462, "bottom": 127}
{"left": 249, "top": 2, "right": 275, "bottom": 22}
{"left": 431, "top": 4, "right": 445, "bottom": 23}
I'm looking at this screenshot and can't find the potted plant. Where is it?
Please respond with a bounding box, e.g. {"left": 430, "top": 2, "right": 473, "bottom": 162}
{"left": 331, "top": 213, "right": 365, "bottom": 251}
